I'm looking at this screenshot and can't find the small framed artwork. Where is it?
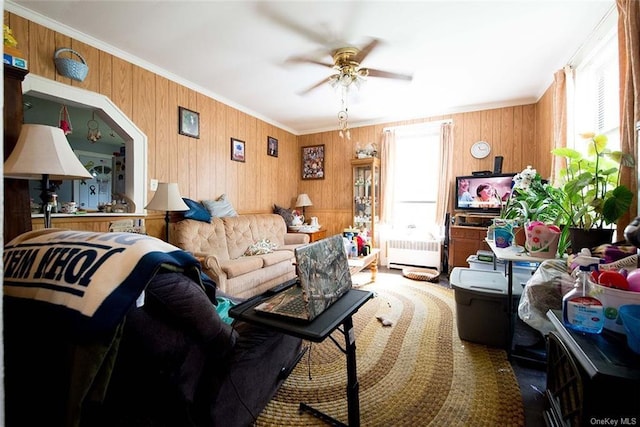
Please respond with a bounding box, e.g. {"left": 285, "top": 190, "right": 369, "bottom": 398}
{"left": 301, "top": 144, "right": 325, "bottom": 180}
{"left": 178, "top": 107, "right": 200, "bottom": 138}
{"left": 231, "top": 137, "right": 246, "bottom": 162}
{"left": 267, "top": 136, "right": 278, "bottom": 157}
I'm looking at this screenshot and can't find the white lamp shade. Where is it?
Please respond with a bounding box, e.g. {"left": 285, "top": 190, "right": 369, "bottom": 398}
{"left": 4, "top": 124, "right": 93, "bottom": 180}
{"left": 145, "top": 182, "right": 189, "bottom": 212}
{"left": 295, "top": 193, "right": 313, "bottom": 207}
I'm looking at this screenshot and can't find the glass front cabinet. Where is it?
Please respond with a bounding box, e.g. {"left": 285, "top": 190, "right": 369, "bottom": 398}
{"left": 351, "top": 157, "right": 380, "bottom": 247}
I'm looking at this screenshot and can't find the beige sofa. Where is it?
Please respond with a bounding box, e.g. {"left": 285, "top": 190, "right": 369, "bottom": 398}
{"left": 170, "top": 214, "right": 309, "bottom": 299}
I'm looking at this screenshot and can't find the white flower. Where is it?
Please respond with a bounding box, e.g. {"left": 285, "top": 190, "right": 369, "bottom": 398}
{"left": 513, "top": 165, "right": 536, "bottom": 190}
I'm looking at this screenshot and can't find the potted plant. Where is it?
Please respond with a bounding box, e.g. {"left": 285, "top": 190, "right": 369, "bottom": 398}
{"left": 552, "top": 133, "right": 635, "bottom": 251}
{"left": 501, "top": 166, "right": 569, "bottom": 224}
{"left": 500, "top": 165, "right": 571, "bottom": 255}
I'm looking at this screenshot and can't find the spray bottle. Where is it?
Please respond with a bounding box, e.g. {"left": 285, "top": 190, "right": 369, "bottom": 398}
{"left": 562, "top": 249, "right": 604, "bottom": 334}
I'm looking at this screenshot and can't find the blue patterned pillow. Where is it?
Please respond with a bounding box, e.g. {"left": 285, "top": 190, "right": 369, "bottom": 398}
{"left": 182, "top": 198, "right": 211, "bottom": 223}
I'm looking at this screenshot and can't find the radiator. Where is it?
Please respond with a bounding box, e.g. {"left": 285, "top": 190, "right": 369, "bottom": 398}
{"left": 386, "top": 239, "right": 441, "bottom": 270}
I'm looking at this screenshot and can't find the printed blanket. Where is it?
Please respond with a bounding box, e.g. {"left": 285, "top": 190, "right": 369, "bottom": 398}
{"left": 3, "top": 229, "right": 205, "bottom": 332}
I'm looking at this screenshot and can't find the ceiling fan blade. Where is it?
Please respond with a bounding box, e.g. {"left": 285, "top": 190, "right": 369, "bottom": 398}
{"left": 298, "top": 76, "right": 335, "bottom": 96}
{"left": 287, "top": 56, "right": 335, "bottom": 69}
{"left": 353, "top": 39, "right": 380, "bottom": 64}
{"left": 365, "top": 68, "right": 413, "bottom": 81}
{"left": 256, "top": 3, "right": 332, "bottom": 46}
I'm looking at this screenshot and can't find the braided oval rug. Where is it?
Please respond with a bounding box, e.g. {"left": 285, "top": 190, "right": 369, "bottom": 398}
{"left": 254, "top": 272, "right": 525, "bottom": 427}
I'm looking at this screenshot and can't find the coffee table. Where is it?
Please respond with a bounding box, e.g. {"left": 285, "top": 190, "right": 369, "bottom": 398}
{"left": 348, "top": 248, "right": 380, "bottom": 285}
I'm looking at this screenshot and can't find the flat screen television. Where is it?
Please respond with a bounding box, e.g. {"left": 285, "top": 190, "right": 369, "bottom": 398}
{"left": 455, "top": 173, "right": 515, "bottom": 212}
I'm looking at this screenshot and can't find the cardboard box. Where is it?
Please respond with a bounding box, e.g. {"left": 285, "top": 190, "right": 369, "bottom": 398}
{"left": 3, "top": 53, "right": 28, "bottom": 70}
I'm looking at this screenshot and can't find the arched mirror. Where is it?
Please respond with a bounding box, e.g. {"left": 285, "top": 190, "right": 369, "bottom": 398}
{"left": 22, "top": 75, "right": 146, "bottom": 214}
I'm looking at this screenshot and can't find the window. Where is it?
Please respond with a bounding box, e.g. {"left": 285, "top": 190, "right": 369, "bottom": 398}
{"left": 573, "top": 24, "right": 619, "bottom": 151}
{"left": 391, "top": 124, "right": 441, "bottom": 229}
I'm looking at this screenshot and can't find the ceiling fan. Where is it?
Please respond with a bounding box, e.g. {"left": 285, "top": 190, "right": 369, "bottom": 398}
{"left": 289, "top": 39, "right": 413, "bottom": 95}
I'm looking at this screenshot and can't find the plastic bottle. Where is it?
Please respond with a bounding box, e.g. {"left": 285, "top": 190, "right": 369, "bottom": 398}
{"left": 562, "top": 249, "right": 604, "bottom": 334}
{"left": 350, "top": 235, "right": 358, "bottom": 258}
{"left": 343, "top": 237, "right": 352, "bottom": 257}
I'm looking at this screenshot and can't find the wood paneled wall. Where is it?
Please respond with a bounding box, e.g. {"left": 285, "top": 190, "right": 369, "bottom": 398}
{"left": 6, "top": 11, "right": 557, "bottom": 240}
{"left": 5, "top": 12, "right": 300, "bottom": 221}
{"left": 299, "top": 104, "right": 553, "bottom": 236}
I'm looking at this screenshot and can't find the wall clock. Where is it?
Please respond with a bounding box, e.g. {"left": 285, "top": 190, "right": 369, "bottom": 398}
{"left": 471, "top": 140, "right": 491, "bottom": 159}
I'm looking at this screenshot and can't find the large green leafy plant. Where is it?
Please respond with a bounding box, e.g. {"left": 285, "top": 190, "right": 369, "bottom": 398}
{"left": 501, "top": 166, "right": 570, "bottom": 226}
{"left": 500, "top": 166, "right": 571, "bottom": 254}
{"left": 552, "top": 133, "right": 635, "bottom": 230}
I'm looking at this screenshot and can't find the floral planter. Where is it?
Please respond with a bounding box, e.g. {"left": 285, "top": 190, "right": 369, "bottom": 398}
{"left": 524, "top": 222, "right": 561, "bottom": 258}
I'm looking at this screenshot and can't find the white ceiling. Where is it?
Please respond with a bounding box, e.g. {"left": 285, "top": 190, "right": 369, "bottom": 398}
{"left": 8, "top": 1, "right": 615, "bottom": 135}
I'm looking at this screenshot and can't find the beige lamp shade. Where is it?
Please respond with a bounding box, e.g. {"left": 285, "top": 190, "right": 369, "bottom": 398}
{"left": 145, "top": 183, "right": 189, "bottom": 212}
{"left": 4, "top": 124, "right": 92, "bottom": 180}
{"left": 295, "top": 193, "right": 313, "bottom": 207}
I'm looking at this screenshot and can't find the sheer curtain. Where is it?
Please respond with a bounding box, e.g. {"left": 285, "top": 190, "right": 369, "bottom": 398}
{"left": 435, "top": 122, "right": 454, "bottom": 224}
{"left": 616, "top": 0, "right": 640, "bottom": 239}
{"left": 378, "top": 129, "right": 396, "bottom": 264}
{"left": 551, "top": 68, "right": 568, "bottom": 183}
{"left": 379, "top": 129, "right": 396, "bottom": 224}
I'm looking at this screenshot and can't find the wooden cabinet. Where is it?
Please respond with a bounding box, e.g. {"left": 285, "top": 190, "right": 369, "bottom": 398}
{"left": 352, "top": 157, "right": 380, "bottom": 248}
{"left": 448, "top": 213, "right": 494, "bottom": 273}
{"left": 297, "top": 229, "right": 327, "bottom": 242}
{"left": 4, "top": 64, "right": 31, "bottom": 243}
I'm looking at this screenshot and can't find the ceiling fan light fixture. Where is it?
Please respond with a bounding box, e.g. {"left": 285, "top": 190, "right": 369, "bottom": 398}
{"left": 291, "top": 39, "right": 409, "bottom": 140}
{"left": 338, "top": 73, "right": 354, "bottom": 87}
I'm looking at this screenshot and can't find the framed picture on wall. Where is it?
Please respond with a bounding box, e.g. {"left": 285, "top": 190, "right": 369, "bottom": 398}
{"left": 231, "top": 137, "right": 245, "bottom": 162}
{"left": 267, "top": 136, "right": 278, "bottom": 157}
{"left": 301, "top": 144, "right": 325, "bottom": 179}
{"left": 178, "top": 107, "right": 200, "bottom": 138}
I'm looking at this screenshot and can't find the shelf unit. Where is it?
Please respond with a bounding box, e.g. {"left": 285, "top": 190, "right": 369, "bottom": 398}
{"left": 4, "top": 64, "right": 32, "bottom": 242}
{"left": 352, "top": 157, "right": 380, "bottom": 248}
{"left": 448, "top": 213, "right": 496, "bottom": 273}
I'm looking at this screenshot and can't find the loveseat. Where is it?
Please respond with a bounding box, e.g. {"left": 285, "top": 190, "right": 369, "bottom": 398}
{"left": 3, "top": 229, "right": 303, "bottom": 427}
{"left": 170, "top": 214, "right": 310, "bottom": 299}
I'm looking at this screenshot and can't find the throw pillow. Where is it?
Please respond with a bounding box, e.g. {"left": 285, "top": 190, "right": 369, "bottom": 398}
{"left": 244, "top": 238, "right": 278, "bottom": 256}
{"left": 182, "top": 198, "right": 211, "bottom": 223}
{"left": 273, "top": 204, "right": 294, "bottom": 226}
{"left": 202, "top": 194, "right": 238, "bottom": 218}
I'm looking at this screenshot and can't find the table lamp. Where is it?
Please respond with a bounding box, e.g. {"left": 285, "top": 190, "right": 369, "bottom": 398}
{"left": 145, "top": 182, "right": 189, "bottom": 241}
{"left": 295, "top": 193, "right": 313, "bottom": 220}
{"left": 4, "top": 124, "right": 93, "bottom": 228}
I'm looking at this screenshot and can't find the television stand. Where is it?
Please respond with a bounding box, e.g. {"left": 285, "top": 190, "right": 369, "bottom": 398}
{"left": 453, "top": 213, "right": 496, "bottom": 228}
{"left": 448, "top": 213, "right": 496, "bottom": 273}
